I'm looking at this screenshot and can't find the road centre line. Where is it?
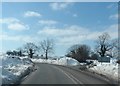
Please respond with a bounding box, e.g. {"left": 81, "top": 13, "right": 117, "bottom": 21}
{"left": 53, "top": 66, "right": 84, "bottom": 85}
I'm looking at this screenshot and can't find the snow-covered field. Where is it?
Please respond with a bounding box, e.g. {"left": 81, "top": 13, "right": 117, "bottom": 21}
{"left": 0, "top": 53, "right": 34, "bottom": 85}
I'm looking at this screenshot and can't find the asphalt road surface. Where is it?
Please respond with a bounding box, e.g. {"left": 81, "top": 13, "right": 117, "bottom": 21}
{"left": 20, "top": 63, "right": 115, "bottom": 85}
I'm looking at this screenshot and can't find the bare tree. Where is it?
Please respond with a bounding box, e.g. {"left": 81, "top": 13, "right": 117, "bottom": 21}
{"left": 17, "top": 48, "right": 24, "bottom": 56}
{"left": 66, "top": 44, "right": 91, "bottom": 62}
{"left": 39, "top": 39, "right": 54, "bottom": 59}
{"left": 95, "top": 32, "right": 113, "bottom": 57}
{"left": 90, "top": 52, "right": 99, "bottom": 60}
{"left": 24, "top": 42, "right": 38, "bottom": 58}
{"left": 110, "top": 39, "right": 119, "bottom": 58}
{"left": 6, "top": 50, "right": 13, "bottom": 55}
{"left": 6, "top": 50, "right": 21, "bottom": 56}
{"left": 66, "top": 44, "right": 80, "bottom": 59}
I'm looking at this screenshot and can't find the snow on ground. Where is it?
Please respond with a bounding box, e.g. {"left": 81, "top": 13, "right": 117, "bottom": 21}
{"left": 57, "top": 57, "right": 80, "bottom": 66}
{"left": 31, "top": 57, "right": 80, "bottom": 66}
{"left": 32, "top": 57, "right": 119, "bottom": 82}
{"left": 1, "top": 54, "right": 34, "bottom": 84}
{"left": 88, "top": 59, "right": 119, "bottom": 81}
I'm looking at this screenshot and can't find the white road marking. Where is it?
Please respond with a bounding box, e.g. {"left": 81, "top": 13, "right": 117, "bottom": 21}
{"left": 68, "top": 73, "right": 83, "bottom": 84}
{"left": 53, "top": 66, "right": 84, "bottom": 85}
{"left": 53, "top": 66, "right": 78, "bottom": 84}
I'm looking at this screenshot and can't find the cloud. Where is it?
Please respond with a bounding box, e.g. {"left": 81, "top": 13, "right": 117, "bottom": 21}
{"left": 73, "top": 14, "right": 78, "bottom": 17}
{"left": 8, "top": 23, "right": 29, "bottom": 31}
{"left": 38, "top": 20, "right": 58, "bottom": 26}
{"left": 37, "top": 26, "right": 87, "bottom": 45}
{"left": 0, "top": 34, "right": 39, "bottom": 43}
{"left": 50, "top": 2, "right": 73, "bottom": 10}
{"left": 107, "top": 4, "right": 115, "bottom": 9}
{"left": 104, "top": 24, "right": 118, "bottom": 39}
{"left": 1, "top": 24, "right": 117, "bottom": 47}
{"left": 107, "top": 3, "right": 118, "bottom": 9}
{"left": 24, "top": 11, "right": 42, "bottom": 17}
{"left": 38, "top": 25, "right": 89, "bottom": 37}
{"left": 38, "top": 24, "right": 118, "bottom": 46}
{"left": 37, "top": 25, "right": 89, "bottom": 45}
{"left": 109, "top": 14, "right": 118, "bottom": 20}
{"left": 0, "top": 17, "right": 19, "bottom": 24}
{"left": 0, "top": 18, "right": 29, "bottom": 31}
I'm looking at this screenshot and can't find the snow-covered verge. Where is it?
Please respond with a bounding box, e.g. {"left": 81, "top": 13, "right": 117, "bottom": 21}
{"left": 87, "top": 59, "right": 119, "bottom": 82}
{"left": 31, "top": 57, "right": 80, "bottom": 66}
{"left": 0, "top": 54, "right": 34, "bottom": 85}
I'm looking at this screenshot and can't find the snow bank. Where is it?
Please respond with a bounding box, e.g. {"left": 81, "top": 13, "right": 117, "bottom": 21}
{"left": 31, "top": 57, "right": 79, "bottom": 66}
{"left": 2, "top": 68, "right": 18, "bottom": 84}
{"left": 58, "top": 57, "right": 79, "bottom": 66}
{"left": 1, "top": 56, "right": 21, "bottom": 66}
{"left": 88, "top": 59, "right": 119, "bottom": 81}
{"left": 1, "top": 54, "right": 34, "bottom": 84}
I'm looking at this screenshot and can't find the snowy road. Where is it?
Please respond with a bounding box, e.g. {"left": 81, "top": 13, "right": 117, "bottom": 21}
{"left": 20, "top": 63, "right": 115, "bottom": 85}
